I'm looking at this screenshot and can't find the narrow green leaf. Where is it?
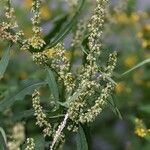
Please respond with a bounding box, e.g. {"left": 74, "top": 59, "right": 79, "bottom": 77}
{"left": 115, "top": 107, "right": 123, "bottom": 120}
{"left": 0, "top": 127, "right": 7, "bottom": 144}
{"left": 107, "top": 96, "right": 122, "bottom": 120}
{"left": 98, "top": 70, "right": 117, "bottom": 85}
{"left": 11, "top": 109, "right": 35, "bottom": 121}
{"left": 81, "top": 46, "right": 88, "bottom": 55}
{"left": 11, "top": 109, "right": 64, "bottom": 121}
{"left": 0, "top": 127, "right": 7, "bottom": 150}
{"left": 44, "top": 14, "right": 68, "bottom": 45}
{"left": 104, "top": 75, "right": 117, "bottom": 85}
{"left": 77, "top": 125, "right": 88, "bottom": 150}
{"left": 121, "top": 58, "right": 150, "bottom": 76}
{"left": 0, "top": 80, "right": 47, "bottom": 112}
{"left": 46, "top": 0, "right": 85, "bottom": 49}
{"left": 139, "top": 105, "right": 150, "bottom": 114}
{"left": 58, "top": 88, "right": 84, "bottom": 107}
{"left": 0, "top": 45, "right": 11, "bottom": 79}
{"left": 47, "top": 69, "right": 59, "bottom": 106}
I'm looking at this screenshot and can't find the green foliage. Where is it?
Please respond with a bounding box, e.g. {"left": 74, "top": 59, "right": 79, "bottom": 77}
{"left": 0, "top": 45, "right": 11, "bottom": 79}
{"left": 0, "top": 0, "right": 149, "bottom": 149}
{"left": 76, "top": 125, "right": 88, "bottom": 150}
{"left": 47, "top": 68, "right": 59, "bottom": 107}
{"left": 0, "top": 127, "right": 7, "bottom": 150}
{"left": 121, "top": 58, "right": 150, "bottom": 77}
{"left": 0, "top": 80, "right": 46, "bottom": 112}
{"left": 46, "top": 0, "right": 85, "bottom": 49}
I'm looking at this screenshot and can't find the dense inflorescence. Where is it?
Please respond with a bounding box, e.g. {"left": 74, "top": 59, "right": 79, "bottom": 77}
{"left": 32, "top": 0, "right": 117, "bottom": 148}
{"left": 0, "top": 0, "right": 117, "bottom": 149}
{"left": 32, "top": 90, "right": 52, "bottom": 137}
{"left": 51, "top": 44, "right": 76, "bottom": 93}
{"left": 7, "top": 123, "right": 25, "bottom": 150}
{"left": 25, "top": 138, "right": 35, "bottom": 150}
{"left": 0, "top": 0, "right": 24, "bottom": 43}
{"left": 134, "top": 118, "right": 150, "bottom": 138}
{"left": 28, "top": 0, "right": 45, "bottom": 49}
{"left": 49, "top": 0, "right": 117, "bottom": 148}
{"left": 87, "top": 0, "right": 108, "bottom": 64}
{"left": 67, "top": 0, "right": 116, "bottom": 125}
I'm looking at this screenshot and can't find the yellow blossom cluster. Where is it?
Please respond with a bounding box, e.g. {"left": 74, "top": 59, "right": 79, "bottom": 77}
{"left": 137, "top": 24, "right": 150, "bottom": 49}
{"left": 115, "top": 82, "right": 125, "bottom": 94}
{"left": 134, "top": 118, "right": 150, "bottom": 138}
{"left": 113, "top": 12, "right": 140, "bottom": 25}
{"left": 124, "top": 55, "right": 137, "bottom": 68}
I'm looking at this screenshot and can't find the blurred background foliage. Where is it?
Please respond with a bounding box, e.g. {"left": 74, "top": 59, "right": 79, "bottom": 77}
{"left": 0, "top": 0, "right": 150, "bottom": 149}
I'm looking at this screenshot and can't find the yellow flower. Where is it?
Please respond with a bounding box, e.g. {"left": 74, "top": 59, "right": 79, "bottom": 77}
{"left": 24, "top": 0, "right": 32, "bottom": 9}
{"left": 124, "top": 55, "right": 137, "bottom": 68}
{"left": 144, "top": 24, "right": 150, "bottom": 31}
{"left": 142, "top": 40, "right": 147, "bottom": 48}
{"left": 41, "top": 5, "right": 52, "bottom": 20}
{"left": 44, "top": 48, "right": 71, "bottom": 59}
{"left": 130, "top": 13, "right": 139, "bottom": 23}
{"left": 114, "top": 13, "right": 140, "bottom": 25}
{"left": 65, "top": 51, "right": 71, "bottom": 59}
{"left": 142, "top": 40, "right": 150, "bottom": 49}
{"left": 44, "top": 48, "right": 55, "bottom": 57}
{"left": 28, "top": 36, "right": 45, "bottom": 49}
{"left": 134, "top": 118, "right": 150, "bottom": 138}
{"left": 137, "top": 23, "right": 150, "bottom": 49}
{"left": 133, "top": 69, "right": 144, "bottom": 85}
{"left": 135, "top": 127, "right": 147, "bottom": 137}
{"left": 114, "top": 13, "right": 128, "bottom": 24}
{"left": 115, "top": 82, "right": 125, "bottom": 94}
{"left": 137, "top": 32, "right": 143, "bottom": 38}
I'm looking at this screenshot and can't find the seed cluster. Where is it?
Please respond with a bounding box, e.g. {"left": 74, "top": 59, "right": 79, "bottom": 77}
{"left": 25, "top": 138, "right": 35, "bottom": 150}
{"left": 51, "top": 44, "right": 76, "bottom": 92}
{"left": 50, "top": 2, "right": 117, "bottom": 147}
{"left": 28, "top": 0, "right": 45, "bottom": 49}
{"left": 105, "top": 51, "right": 117, "bottom": 77}
{"left": 1, "top": 0, "right": 118, "bottom": 149}
{"left": 87, "top": 0, "right": 108, "bottom": 64}
{"left": 32, "top": 90, "right": 52, "bottom": 137}
{"left": 32, "top": 52, "right": 48, "bottom": 66}
{"left": 67, "top": 0, "right": 116, "bottom": 126}
{"left": 71, "top": 19, "right": 87, "bottom": 48}
{"left": 0, "top": 0, "right": 24, "bottom": 43}
{"left": 79, "top": 82, "right": 114, "bottom": 123}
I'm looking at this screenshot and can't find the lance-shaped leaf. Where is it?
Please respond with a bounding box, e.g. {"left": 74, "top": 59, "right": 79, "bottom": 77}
{"left": 47, "top": 69, "right": 59, "bottom": 107}
{"left": 46, "top": 0, "right": 85, "bottom": 49}
{"left": 76, "top": 125, "right": 88, "bottom": 150}
{"left": 44, "top": 14, "right": 68, "bottom": 45}
{"left": 107, "top": 96, "right": 122, "bottom": 120}
{"left": 29, "top": 0, "right": 85, "bottom": 52}
{"left": 11, "top": 109, "right": 64, "bottom": 122}
{"left": 0, "top": 45, "right": 11, "bottom": 79}
{"left": 121, "top": 58, "right": 150, "bottom": 77}
{"left": 139, "top": 105, "right": 150, "bottom": 114}
{"left": 0, "top": 80, "right": 47, "bottom": 112}
{"left": 0, "top": 127, "right": 7, "bottom": 150}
